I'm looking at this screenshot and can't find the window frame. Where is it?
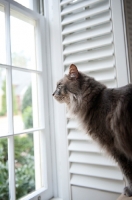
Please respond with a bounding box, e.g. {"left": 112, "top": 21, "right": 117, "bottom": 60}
{"left": 0, "top": 0, "right": 53, "bottom": 199}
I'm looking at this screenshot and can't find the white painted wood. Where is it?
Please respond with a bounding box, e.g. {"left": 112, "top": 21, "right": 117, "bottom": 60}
{"left": 61, "top": 0, "right": 110, "bottom": 25}
{"left": 110, "top": 0, "right": 129, "bottom": 87}
{"left": 64, "top": 45, "right": 114, "bottom": 65}
{"left": 70, "top": 163, "right": 123, "bottom": 180}
{"left": 0, "top": 63, "right": 42, "bottom": 73}
{"left": 68, "top": 130, "right": 91, "bottom": 141}
{"left": 51, "top": 198, "right": 63, "bottom": 200}
{"left": 63, "top": 33, "right": 113, "bottom": 55}
{"left": 68, "top": 140, "right": 100, "bottom": 153}
{"left": 69, "top": 152, "right": 117, "bottom": 167}
{"left": 71, "top": 186, "right": 120, "bottom": 200}
{"left": 71, "top": 174, "right": 124, "bottom": 193}
{"left": 63, "top": 22, "right": 112, "bottom": 45}
{"left": 4, "top": 1, "right": 16, "bottom": 199}
{"left": 65, "top": 57, "right": 115, "bottom": 73}
{"left": 45, "top": 0, "right": 71, "bottom": 199}
{"left": 123, "top": 0, "right": 132, "bottom": 82}
{"left": 62, "top": 11, "right": 111, "bottom": 35}
{"left": 61, "top": 0, "right": 101, "bottom": 16}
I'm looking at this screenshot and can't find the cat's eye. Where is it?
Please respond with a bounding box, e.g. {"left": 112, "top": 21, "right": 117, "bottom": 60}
{"left": 57, "top": 83, "right": 62, "bottom": 89}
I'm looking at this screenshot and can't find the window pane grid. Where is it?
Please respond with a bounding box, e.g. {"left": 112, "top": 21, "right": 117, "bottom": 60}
{"left": 4, "top": 3, "right": 16, "bottom": 199}
{"left": 0, "top": 65, "right": 43, "bottom": 135}
{"left": 0, "top": 1, "right": 46, "bottom": 199}
{"left": 14, "top": 127, "right": 44, "bottom": 135}
{"left": 0, "top": 63, "right": 43, "bottom": 73}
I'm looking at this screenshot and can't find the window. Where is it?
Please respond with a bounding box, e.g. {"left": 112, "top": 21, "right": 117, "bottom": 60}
{"left": 13, "top": 0, "right": 33, "bottom": 9}
{"left": 0, "top": 0, "right": 52, "bottom": 199}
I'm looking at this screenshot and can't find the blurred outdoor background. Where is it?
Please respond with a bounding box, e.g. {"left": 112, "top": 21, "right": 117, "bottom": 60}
{"left": 0, "top": 3, "right": 38, "bottom": 199}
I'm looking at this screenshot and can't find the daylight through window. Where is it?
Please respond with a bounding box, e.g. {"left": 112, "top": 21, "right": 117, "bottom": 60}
{"left": 0, "top": 1, "right": 46, "bottom": 199}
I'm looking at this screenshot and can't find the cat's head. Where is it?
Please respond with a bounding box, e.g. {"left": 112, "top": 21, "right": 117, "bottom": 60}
{"left": 52, "top": 64, "right": 82, "bottom": 106}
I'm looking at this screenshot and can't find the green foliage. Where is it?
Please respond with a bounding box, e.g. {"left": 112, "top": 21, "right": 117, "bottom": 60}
{"left": 22, "top": 106, "right": 33, "bottom": 129}
{"left": 0, "top": 80, "right": 7, "bottom": 116}
{"left": 13, "top": 86, "right": 18, "bottom": 115}
{"left": 15, "top": 154, "right": 35, "bottom": 199}
{"left": 22, "top": 86, "right": 33, "bottom": 129}
{"left": 0, "top": 162, "right": 9, "bottom": 200}
{"left": 0, "top": 85, "right": 35, "bottom": 199}
{"left": 22, "top": 86, "right": 32, "bottom": 112}
{"left": 0, "top": 135, "right": 35, "bottom": 200}
{"left": 0, "top": 138, "right": 9, "bottom": 200}
{"left": 14, "top": 134, "right": 34, "bottom": 164}
{"left": 0, "top": 80, "right": 18, "bottom": 116}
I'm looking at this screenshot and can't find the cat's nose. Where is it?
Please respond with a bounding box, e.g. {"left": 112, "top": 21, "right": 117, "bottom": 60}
{"left": 52, "top": 92, "right": 55, "bottom": 96}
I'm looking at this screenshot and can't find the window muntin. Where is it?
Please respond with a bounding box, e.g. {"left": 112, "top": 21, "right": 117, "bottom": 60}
{"left": 0, "top": 0, "right": 47, "bottom": 199}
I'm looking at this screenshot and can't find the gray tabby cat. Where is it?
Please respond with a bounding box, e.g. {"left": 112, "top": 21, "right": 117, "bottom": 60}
{"left": 53, "top": 64, "right": 132, "bottom": 197}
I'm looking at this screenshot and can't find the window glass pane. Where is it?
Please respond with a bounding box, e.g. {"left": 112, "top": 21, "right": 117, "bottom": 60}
{"left": 14, "top": 132, "right": 42, "bottom": 199}
{"left": 14, "top": 0, "right": 33, "bottom": 10}
{"left": 10, "top": 10, "right": 37, "bottom": 70}
{"left": 0, "top": 68, "right": 8, "bottom": 136}
{"left": 0, "top": 4, "right": 6, "bottom": 64}
{"left": 12, "top": 70, "right": 39, "bottom": 132}
{"left": 0, "top": 138, "right": 9, "bottom": 200}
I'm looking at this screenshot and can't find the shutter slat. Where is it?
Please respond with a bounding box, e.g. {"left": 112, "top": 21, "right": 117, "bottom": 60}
{"left": 63, "top": 33, "right": 113, "bottom": 55}
{"left": 88, "top": 67, "right": 116, "bottom": 82}
{"left": 69, "top": 141, "right": 100, "bottom": 153}
{"left": 67, "top": 119, "right": 77, "bottom": 129}
{"left": 62, "top": 0, "right": 110, "bottom": 25}
{"left": 60, "top": 0, "right": 73, "bottom": 6}
{"left": 69, "top": 152, "right": 117, "bottom": 166}
{"left": 70, "top": 174, "right": 124, "bottom": 193}
{"left": 61, "top": 0, "right": 100, "bottom": 16}
{"left": 63, "top": 22, "right": 112, "bottom": 45}
{"left": 70, "top": 163, "right": 123, "bottom": 180}
{"left": 64, "top": 45, "right": 114, "bottom": 65}
{"left": 68, "top": 130, "right": 91, "bottom": 141}
{"left": 62, "top": 11, "right": 111, "bottom": 35}
{"left": 103, "top": 79, "right": 117, "bottom": 88}
{"left": 65, "top": 57, "right": 115, "bottom": 73}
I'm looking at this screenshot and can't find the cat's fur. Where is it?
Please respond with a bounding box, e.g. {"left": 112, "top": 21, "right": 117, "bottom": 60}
{"left": 53, "top": 64, "right": 132, "bottom": 197}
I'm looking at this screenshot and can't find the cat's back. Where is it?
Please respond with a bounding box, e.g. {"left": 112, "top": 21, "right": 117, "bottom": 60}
{"left": 111, "top": 83, "right": 132, "bottom": 110}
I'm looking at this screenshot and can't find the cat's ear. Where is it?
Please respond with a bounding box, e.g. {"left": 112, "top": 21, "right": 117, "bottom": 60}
{"left": 69, "top": 64, "right": 79, "bottom": 79}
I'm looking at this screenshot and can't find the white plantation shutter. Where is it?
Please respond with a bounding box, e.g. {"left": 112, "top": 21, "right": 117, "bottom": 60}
{"left": 59, "top": 0, "right": 127, "bottom": 199}
{"left": 124, "top": 0, "right": 132, "bottom": 82}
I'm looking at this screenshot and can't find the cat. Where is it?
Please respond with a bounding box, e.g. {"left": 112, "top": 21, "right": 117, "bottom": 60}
{"left": 53, "top": 64, "right": 132, "bottom": 197}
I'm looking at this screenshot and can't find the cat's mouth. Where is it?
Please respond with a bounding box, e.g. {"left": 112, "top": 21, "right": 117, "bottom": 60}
{"left": 52, "top": 92, "right": 65, "bottom": 103}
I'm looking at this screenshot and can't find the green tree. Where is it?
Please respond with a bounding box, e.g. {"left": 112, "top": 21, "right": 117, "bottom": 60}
{"left": 0, "top": 80, "right": 18, "bottom": 116}
{"left": 0, "top": 135, "right": 35, "bottom": 200}
{"left": 22, "top": 86, "right": 33, "bottom": 129}
{"left": 0, "top": 80, "right": 7, "bottom": 116}
{"left": 0, "top": 138, "right": 9, "bottom": 200}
